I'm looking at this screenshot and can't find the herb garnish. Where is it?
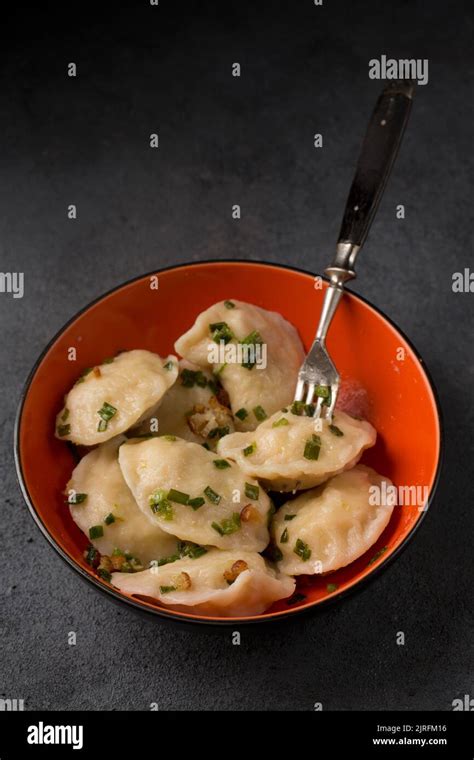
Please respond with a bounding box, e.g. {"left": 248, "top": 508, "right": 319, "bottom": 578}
{"left": 253, "top": 405, "right": 267, "bottom": 422}
{"left": 294, "top": 538, "right": 311, "bottom": 561}
{"left": 304, "top": 434, "right": 321, "bottom": 460}
{"left": 244, "top": 482, "right": 259, "bottom": 500}
{"left": 204, "top": 486, "right": 221, "bottom": 504}
{"left": 213, "top": 459, "right": 231, "bottom": 469}
{"left": 209, "top": 321, "right": 234, "bottom": 344}
{"left": 211, "top": 513, "right": 241, "bottom": 536}
{"left": 243, "top": 442, "right": 256, "bottom": 457}
{"left": 97, "top": 402, "right": 117, "bottom": 432}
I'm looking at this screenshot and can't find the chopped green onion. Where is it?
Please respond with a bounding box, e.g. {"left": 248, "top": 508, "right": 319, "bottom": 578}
{"left": 272, "top": 417, "right": 289, "bottom": 428}
{"left": 167, "top": 489, "right": 190, "bottom": 505}
{"left": 304, "top": 434, "right": 321, "bottom": 460}
{"left": 315, "top": 385, "right": 330, "bottom": 399}
{"left": 326, "top": 583, "right": 339, "bottom": 592}
{"left": 209, "top": 321, "right": 234, "bottom": 344}
{"left": 201, "top": 442, "right": 211, "bottom": 451}
{"left": 224, "top": 300, "right": 235, "bottom": 309}
{"left": 243, "top": 442, "right": 256, "bottom": 457}
{"left": 75, "top": 367, "right": 92, "bottom": 385}
{"left": 286, "top": 593, "right": 307, "bottom": 606}
{"left": 241, "top": 329, "right": 263, "bottom": 346}
{"left": 207, "top": 378, "right": 220, "bottom": 395}
{"left": 149, "top": 490, "right": 174, "bottom": 520}
{"left": 315, "top": 385, "right": 331, "bottom": 407}
{"left": 213, "top": 363, "right": 227, "bottom": 376}
{"left": 235, "top": 408, "right": 248, "bottom": 421}
{"left": 98, "top": 568, "right": 112, "bottom": 582}
{"left": 181, "top": 368, "right": 208, "bottom": 387}
{"left": 213, "top": 459, "right": 231, "bottom": 469}
{"left": 104, "top": 513, "right": 115, "bottom": 525}
{"left": 179, "top": 541, "right": 208, "bottom": 559}
{"left": 211, "top": 513, "right": 241, "bottom": 536}
{"left": 160, "top": 585, "right": 177, "bottom": 594}
{"left": 280, "top": 528, "right": 289, "bottom": 544}
{"left": 294, "top": 538, "right": 311, "bottom": 561}
{"left": 68, "top": 492, "right": 87, "bottom": 505}
{"left": 244, "top": 482, "right": 259, "bottom": 500}
{"left": 102, "top": 356, "right": 115, "bottom": 364}
{"left": 329, "top": 424, "right": 344, "bottom": 437}
{"left": 204, "top": 486, "right": 221, "bottom": 504}
{"left": 284, "top": 514, "right": 296, "bottom": 521}
{"left": 89, "top": 525, "right": 104, "bottom": 540}
{"left": 61, "top": 408, "right": 70, "bottom": 422}
{"left": 188, "top": 496, "right": 205, "bottom": 510}
{"left": 290, "top": 400, "right": 314, "bottom": 417}
{"left": 253, "top": 405, "right": 267, "bottom": 422}
{"left": 57, "top": 424, "right": 71, "bottom": 437}
{"left": 207, "top": 426, "right": 230, "bottom": 440}
{"left": 84, "top": 545, "right": 99, "bottom": 566}
{"left": 161, "top": 435, "right": 177, "bottom": 441}
{"left": 163, "top": 360, "right": 174, "bottom": 371}
{"left": 240, "top": 330, "right": 264, "bottom": 369}
{"left": 368, "top": 546, "right": 388, "bottom": 565}
{"left": 97, "top": 402, "right": 117, "bottom": 432}
{"left": 158, "top": 541, "right": 207, "bottom": 566}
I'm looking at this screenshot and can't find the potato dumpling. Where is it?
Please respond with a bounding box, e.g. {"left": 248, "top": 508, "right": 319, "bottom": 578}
{"left": 67, "top": 437, "right": 179, "bottom": 566}
{"left": 55, "top": 350, "right": 178, "bottom": 446}
{"left": 118, "top": 436, "right": 271, "bottom": 552}
{"left": 271, "top": 466, "right": 394, "bottom": 575}
{"left": 175, "top": 299, "right": 305, "bottom": 431}
{"left": 218, "top": 409, "right": 376, "bottom": 491}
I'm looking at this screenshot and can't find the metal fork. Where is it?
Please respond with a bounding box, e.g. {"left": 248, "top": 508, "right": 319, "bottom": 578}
{"left": 295, "top": 80, "right": 415, "bottom": 420}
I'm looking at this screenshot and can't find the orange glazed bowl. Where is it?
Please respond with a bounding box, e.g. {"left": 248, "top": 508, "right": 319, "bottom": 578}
{"left": 14, "top": 261, "right": 442, "bottom": 625}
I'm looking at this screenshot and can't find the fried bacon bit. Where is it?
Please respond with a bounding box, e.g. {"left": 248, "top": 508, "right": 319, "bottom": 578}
{"left": 215, "top": 386, "right": 230, "bottom": 408}
{"left": 98, "top": 555, "right": 112, "bottom": 573}
{"left": 175, "top": 572, "right": 192, "bottom": 591}
{"left": 240, "top": 504, "right": 259, "bottom": 523}
{"left": 187, "top": 396, "right": 234, "bottom": 441}
{"left": 223, "top": 560, "right": 249, "bottom": 584}
{"left": 93, "top": 366, "right": 102, "bottom": 378}
{"left": 110, "top": 553, "right": 126, "bottom": 571}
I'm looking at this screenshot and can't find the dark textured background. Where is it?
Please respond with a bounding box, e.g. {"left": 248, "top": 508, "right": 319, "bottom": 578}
{"left": 1, "top": 0, "right": 473, "bottom": 711}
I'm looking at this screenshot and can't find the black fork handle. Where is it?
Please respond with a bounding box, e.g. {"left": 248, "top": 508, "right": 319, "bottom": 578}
{"left": 326, "top": 79, "right": 415, "bottom": 282}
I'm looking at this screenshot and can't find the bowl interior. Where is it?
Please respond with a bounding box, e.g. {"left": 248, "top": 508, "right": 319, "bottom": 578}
{"left": 16, "top": 261, "right": 441, "bottom": 622}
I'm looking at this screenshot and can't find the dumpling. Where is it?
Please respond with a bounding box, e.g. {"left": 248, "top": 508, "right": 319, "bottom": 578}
{"left": 55, "top": 350, "right": 178, "bottom": 445}
{"left": 174, "top": 299, "right": 305, "bottom": 431}
{"left": 118, "top": 437, "right": 271, "bottom": 551}
{"left": 134, "top": 359, "right": 234, "bottom": 446}
{"left": 271, "top": 465, "right": 394, "bottom": 575}
{"left": 218, "top": 408, "right": 376, "bottom": 491}
{"left": 67, "top": 437, "right": 179, "bottom": 566}
{"left": 111, "top": 549, "right": 295, "bottom": 617}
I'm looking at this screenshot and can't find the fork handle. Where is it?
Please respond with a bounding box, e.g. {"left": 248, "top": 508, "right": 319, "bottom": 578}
{"left": 326, "top": 79, "right": 415, "bottom": 283}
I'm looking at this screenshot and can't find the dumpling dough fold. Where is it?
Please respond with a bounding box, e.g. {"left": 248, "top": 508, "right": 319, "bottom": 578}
{"left": 112, "top": 549, "right": 295, "bottom": 617}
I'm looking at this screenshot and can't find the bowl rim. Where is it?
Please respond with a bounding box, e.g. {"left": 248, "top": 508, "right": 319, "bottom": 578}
{"left": 13, "top": 259, "right": 444, "bottom": 625}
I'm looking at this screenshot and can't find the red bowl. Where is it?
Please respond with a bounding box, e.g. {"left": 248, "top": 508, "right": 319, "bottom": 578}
{"left": 14, "top": 261, "right": 442, "bottom": 624}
